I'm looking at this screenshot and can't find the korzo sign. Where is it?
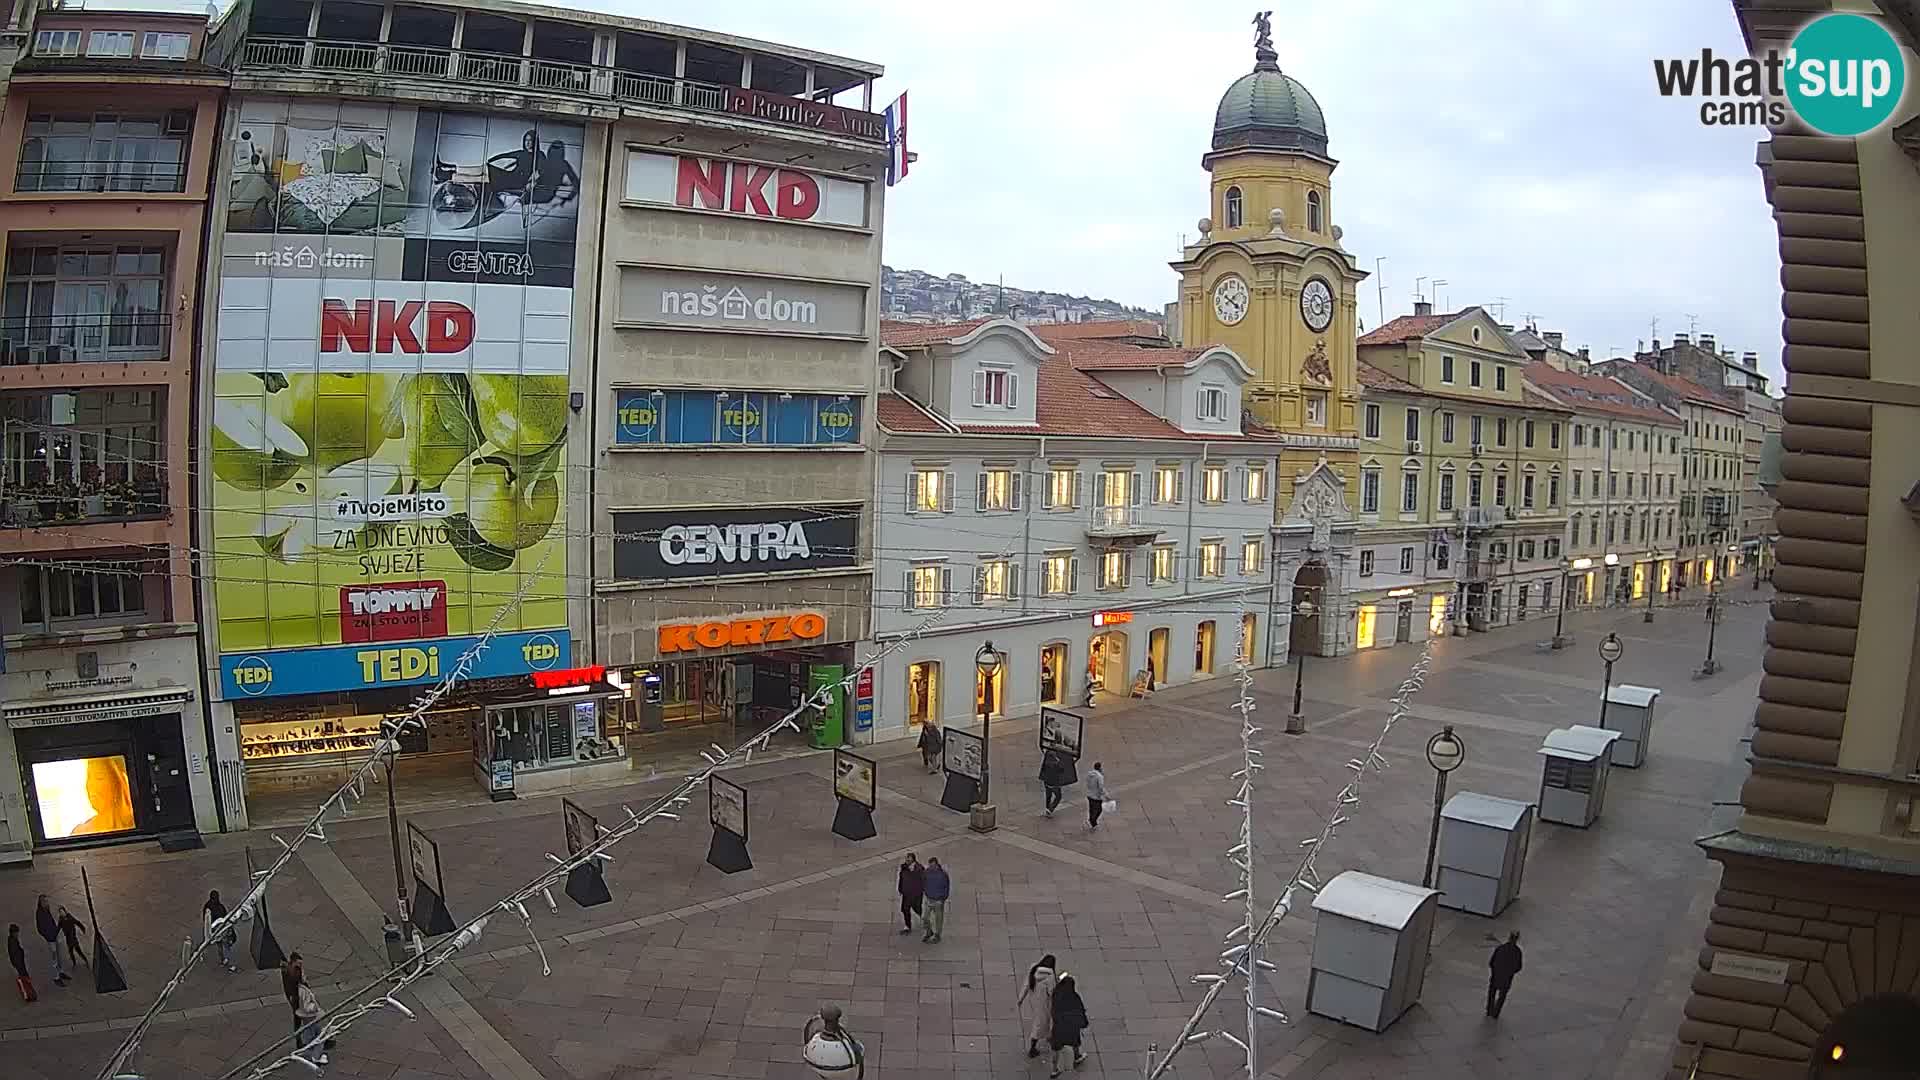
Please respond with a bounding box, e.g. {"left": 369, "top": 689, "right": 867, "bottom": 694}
{"left": 624, "top": 151, "right": 870, "bottom": 229}
{"left": 612, "top": 505, "right": 859, "bottom": 581}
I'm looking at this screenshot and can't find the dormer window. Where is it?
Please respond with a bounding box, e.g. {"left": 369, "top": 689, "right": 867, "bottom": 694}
{"left": 1307, "top": 191, "right": 1323, "bottom": 233}
{"left": 1197, "top": 384, "right": 1228, "bottom": 422}
{"left": 1224, "top": 186, "right": 1244, "bottom": 229}
{"left": 972, "top": 365, "right": 1018, "bottom": 409}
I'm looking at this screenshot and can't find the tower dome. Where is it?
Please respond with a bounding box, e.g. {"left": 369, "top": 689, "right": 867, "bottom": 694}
{"left": 1212, "top": 18, "right": 1327, "bottom": 156}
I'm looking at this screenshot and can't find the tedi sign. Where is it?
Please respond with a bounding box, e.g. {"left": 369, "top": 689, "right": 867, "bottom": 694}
{"left": 624, "top": 151, "right": 870, "bottom": 229}
{"left": 612, "top": 505, "right": 860, "bottom": 581}
{"left": 1653, "top": 13, "right": 1906, "bottom": 135}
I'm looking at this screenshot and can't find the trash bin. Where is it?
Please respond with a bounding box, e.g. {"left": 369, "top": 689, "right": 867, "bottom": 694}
{"left": 1537, "top": 725, "right": 1621, "bottom": 828}
{"left": 1306, "top": 871, "right": 1439, "bottom": 1032}
{"left": 383, "top": 916, "right": 409, "bottom": 966}
{"left": 1435, "top": 792, "right": 1535, "bottom": 917}
{"left": 1601, "top": 684, "right": 1661, "bottom": 768}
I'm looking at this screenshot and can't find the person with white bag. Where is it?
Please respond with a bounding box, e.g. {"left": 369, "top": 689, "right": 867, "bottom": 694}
{"left": 1085, "top": 762, "right": 1112, "bottom": 830}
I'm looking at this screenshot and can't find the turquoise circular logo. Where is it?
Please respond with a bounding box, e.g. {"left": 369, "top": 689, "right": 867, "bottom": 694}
{"left": 1786, "top": 14, "right": 1906, "bottom": 136}
{"left": 232, "top": 655, "right": 274, "bottom": 696}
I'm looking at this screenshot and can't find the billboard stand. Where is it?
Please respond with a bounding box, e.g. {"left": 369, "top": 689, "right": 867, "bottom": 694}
{"left": 244, "top": 847, "right": 287, "bottom": 971}
{"left": 707, "top": 776, "right": 752, "bottom": 874}
{"left": 560, "top": 798, "right": 612, "bottom": 908}
{"left": 830, "top": 749, "right": 877, "bottom": 841}
{"left": 81, "top": 866, "right": 128, "bottom": 993}
{"left": 1040, "top": 707, "right": 1085, "bottom": 787}
{"left": 939, "top": 728, "right": 983, "bottom": 814}
{"left": 406, "top": 822, "right": 457, "bottom": 935}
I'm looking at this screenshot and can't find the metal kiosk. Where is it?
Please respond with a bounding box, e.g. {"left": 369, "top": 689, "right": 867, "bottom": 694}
{"left": 1435, "top": 792, "right": 1535, "bottom": 917}
{"left": 1306, "top": 871, "right": 1440, "bottom": 1033}
{"left": 1537, "top": 725, "right": 1622, "bottom": 827}
{"left": 1600, "top": 684, "right": 1661, "bottom": 768}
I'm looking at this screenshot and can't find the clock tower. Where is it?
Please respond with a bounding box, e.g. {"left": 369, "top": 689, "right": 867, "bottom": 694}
{"left": 1171, "top": 12, "right": 1368, "bottom": 660}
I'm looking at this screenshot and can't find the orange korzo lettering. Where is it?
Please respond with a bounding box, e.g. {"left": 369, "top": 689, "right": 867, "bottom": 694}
{"left": 658, "top": 624, "right": 697, "bottom": 653}
{"left": 730, "top": 619, "right": 767, "bottom": 646}
{"left": 657, "top": 612, "right": 828, "bottom": 654}
{"left": 765, "top": 616, "right": 792, "bottom": 643}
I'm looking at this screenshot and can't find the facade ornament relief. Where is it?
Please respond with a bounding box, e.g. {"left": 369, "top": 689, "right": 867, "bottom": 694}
{"left": 1301, "top": 338, "right": 1332, "bottom": 385}
{"left": 1284, "top": 454, "right": 1352, "bottom": 552}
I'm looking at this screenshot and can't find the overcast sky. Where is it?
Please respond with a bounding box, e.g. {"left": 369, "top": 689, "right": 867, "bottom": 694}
{"left": 589, "top": 0, "right": 1782, "bottom": 381}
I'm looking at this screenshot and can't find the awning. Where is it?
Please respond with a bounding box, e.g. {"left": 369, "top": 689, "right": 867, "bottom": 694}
{"left": 5, "top": 686, "right": 195, "bottom": 729}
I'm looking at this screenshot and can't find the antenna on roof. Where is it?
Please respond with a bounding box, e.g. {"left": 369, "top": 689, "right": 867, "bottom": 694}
{"left": 1491, "top": 296, "right": 1510, "bottom": 322}
{"left": 1685, "top": 313, "right": 1700, "bottom": 338}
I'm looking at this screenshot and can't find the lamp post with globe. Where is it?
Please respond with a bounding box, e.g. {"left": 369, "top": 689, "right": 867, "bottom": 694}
{"left": 1421, "top": 726, "right": 1466, "bottom": 888}
{"left": 801, "top": 1004, "right": 864, "bottom": 1079}
{"left": 971, "top": 641, "right": 1002, "bottom": 833}
{"left": 1286, "top": 598, "right": 1315, "bottom": 734}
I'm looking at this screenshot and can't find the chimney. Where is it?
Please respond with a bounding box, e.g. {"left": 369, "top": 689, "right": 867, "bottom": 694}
{"left": 1652, "top": 338, "right": 1662, "bottom": 352}
{"left": 1674, "top": 332, "right": 1690, "bottom": 346}
{"left": 1742, "top": 350, "right": 1758, "bottom": 370}
{"left": 1413, "top": 299, "right": 1433, "bottom": 317}
{"left": 1577, "top": 346, "right": 1590, "bottom": 362}
{"left": 1544, "top": 331, "right": 1563, "bottom": 349}
{"left": 1699, "top": 333, "right": 1716, "bottom": 353}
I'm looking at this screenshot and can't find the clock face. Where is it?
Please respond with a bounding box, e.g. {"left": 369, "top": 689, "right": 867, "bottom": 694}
{"left": 1300, "top": 277, "right": 1335, "bottom": 332}
{"left": 1212, "top": 275, "right": 1250, "bottom": 326}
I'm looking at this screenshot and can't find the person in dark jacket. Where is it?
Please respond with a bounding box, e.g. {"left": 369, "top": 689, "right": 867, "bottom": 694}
{"left": 1039, "top": 750, "right": 1070, "bottom": 817}
{"left": 7, "top": 924, "right": 31, "bottom": 1002}
{"left": 34, "top": 895, "right": 67, "bottom": 985}
{"left": 896, "top": 853, "right": 925, "bottom": 934}
{"left": 55, "top": 906, "right": 86, "bottom": 972}
{"left": 1048, "top": 973, "right": 1089, "bottom": 1076}
{"left": 1487, "top": 931, "right": 1523, "bottom": 1018}
{"left": 204, "top": 890, "right": 239, "bottom": 973}
{"left": 918, "top": 722, "right": 944, "bottom": 774}
{"left": 921, "top": 857, "right": 951, "bottom": 943}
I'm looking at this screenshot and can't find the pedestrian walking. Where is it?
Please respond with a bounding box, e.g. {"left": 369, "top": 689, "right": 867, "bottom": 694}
{"left": 1017, "top": 953, "right": 1057, "bottom": 1059}
{"left": 34, "top": 895, "right": 66, "bottom": 986}
{"left": 918, "top": 721, "right": 945, "bottom": 774}
{"left": 7, "top": 924, "right": 32, "bottom": 1002}
{"left": 1486, "top": 931, "right": 1524, "bottom": 1018}
{"left": 921, "top": 857, "right": 950, "bottom": 943}
{"left": 56, "top": 906, "right": 87, "bottom": 973}
{"left": 283, "top": 952, "right": 328, "bottom": 1066}
{"left": 1047, "top": 973, "right": 1089, "bottom": 1076}
{"left": 1084, "top": 762, "right": 1109, "bottom": 830}
{"left": 1039, "top": 749, "right": 1070, "bottom": 817}
{"left": 204, "top": 890, "right": 240, "bottom": 973}
{"left": 896, "top": 853, "right": 925, "bottom": 935}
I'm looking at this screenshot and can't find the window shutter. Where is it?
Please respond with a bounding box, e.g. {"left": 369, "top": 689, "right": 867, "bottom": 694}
{"left": 972, "top": 566, "right": 985, "bottom": 605}
{"left": 1006, "top": 372, "right": 1019, "bottom": 408}
{"left": 1175, "top": 469, "right": 1185, "bottom": 505}
{"left": 905, "top": 569, "right": 916, "bottom": 610}
{"left": 1006, "top": 564, "right": 1020, "bottom": 600}
{"left": 1074, "top": 471, "right": 1084, "bottom": 508}
{"left": 905, "top": 474, "right": 919, "bottom": 513}
{"left": 1069, "top": 557, "right": 1080, "bottom": 594}
{"left": 975, "top": 471, "right": 989, "bottom": 510}
{"left": 971, "top": 369, "right": 986, "bottom": 407}
{"left": 1130, "top": 471, "right": 1142, "bottom": 507}
{"left": 941, "top": 470, "right": 954, "bottom": 512}
{"left": 1041, "top": 472, "right": 1055, "bottom": 510}
{"left": 941, "top": 566, "right": 952, "bottom": 607}
{"left": 1234, "top": 466, "right": 1246, "bottom": 500}
{"left": 1010, "top": 471, "right": 1023, "bottom": 510}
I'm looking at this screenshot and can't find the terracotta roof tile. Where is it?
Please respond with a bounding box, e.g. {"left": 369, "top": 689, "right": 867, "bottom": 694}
{"left": 1521, "top": 363, "right": 1681, "bottom": 425}
{"left": 1359, "top": 361, "right": 1571, "bottom": 413}
{"left": 1356, "top": 310, "right": 1466, "bottom": 346}
{"left": 875, "top": 392, "right": 952, "bottom": 434}
{"left": 1056, "top": 339, "right": 1207, "bottom": 371}
{"left": 1027, "top": 319, "right": 1166, "bottom": 342}
{"left": 880, "top": 318, "right": 993, "bottom": 347}
{"left": 1357, "top": 362, "right": 1418, "bottom": 393}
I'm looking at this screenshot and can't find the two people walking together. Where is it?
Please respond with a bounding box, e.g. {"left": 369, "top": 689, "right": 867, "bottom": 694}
{"left": 896, "top": 852, "right": 951, "bottom": 943}
{"left": 1018, "top": 953, "right": 1090, "bottom": 1077}
{"left": 10, "top": 894, "right": 88, "bottom": 1000}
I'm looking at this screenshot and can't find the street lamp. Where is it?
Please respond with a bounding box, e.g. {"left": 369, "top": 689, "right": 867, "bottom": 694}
{"left": 1421, "top": 726, "right": 1466, "bottom": 888}
{"left": 971, "top": 641, "right": 1002, "bottom": 833}
{"left": 1598, "top": 632, "right": 1624, "bottom": 730}
{"left": 377, "top": 717, "right": 413, "bottom": 958}
{"left": 1287, "top": 599, "right": 1316, "bottom": 735}
{"left": 1645, "top": 554, "right": 1658, "bottom": 623}
{"left": 1700, "top": 578, "right": 1723, "bottom": 677}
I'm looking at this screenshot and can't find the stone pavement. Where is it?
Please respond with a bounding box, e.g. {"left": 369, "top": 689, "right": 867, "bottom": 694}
{"left": 0, "top": 587, "right": 1772, "bottom": 1080}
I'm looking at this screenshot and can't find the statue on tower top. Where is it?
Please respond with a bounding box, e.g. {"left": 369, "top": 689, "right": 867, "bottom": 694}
{"left": 1252, "top": 10, "right": 1278, "bottom": 68}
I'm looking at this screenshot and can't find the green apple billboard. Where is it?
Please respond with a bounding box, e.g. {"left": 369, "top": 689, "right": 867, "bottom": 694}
{"left": 211, "top": 100, "right": 582, "bottom": 698}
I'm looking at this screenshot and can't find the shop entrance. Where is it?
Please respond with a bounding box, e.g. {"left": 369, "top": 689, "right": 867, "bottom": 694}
{"left": 1088, "top": 630, "right": 1129, "bottom": 696}
{"left": 1038, "top": 644, "right": 1067, "bottom": 706}
{"left": 1396, "top": 600, "right": 1414, "bottom": 642}
{"left": 907, "top": 660, "right": 940, "bottom": 728}
{"left": 16, "top": 714, "right": 192, "bottom": 846}
{"left": 1147, "top": 628, "right": 1169, "bottom": 688}
{"left": 1194, "top": 622, "right": 1215, "bottom": 676}
{"left": 1292, "top": 561, "right": 1327, "bottom": 655}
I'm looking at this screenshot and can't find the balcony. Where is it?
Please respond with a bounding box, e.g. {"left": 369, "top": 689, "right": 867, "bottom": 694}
{"left": 0, "top": 313, "right": 172, "bottom": 366}
{"left": 234, "top": 37, "right": 886, "bottom": 144}
{"left": 1086, "top": 505, "right": 1162, "bottom": 546}
{"left": 0, "top": 482, "right": 167, "bottom": 529}
{"left": 1458, "top": 506, "right": 1505, "bottom": 530}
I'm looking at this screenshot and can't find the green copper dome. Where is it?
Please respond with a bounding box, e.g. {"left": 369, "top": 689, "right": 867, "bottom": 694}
{"left": 1212, "top": 56, "right": 1328, "bottom": 156}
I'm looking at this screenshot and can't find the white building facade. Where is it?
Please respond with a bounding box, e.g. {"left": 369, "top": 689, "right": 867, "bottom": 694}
{"left": 863, "top": 319, "right": 1279, "bottom": 739}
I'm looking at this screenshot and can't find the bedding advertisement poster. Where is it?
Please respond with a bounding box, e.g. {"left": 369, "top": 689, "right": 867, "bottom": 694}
{"left": 212, "top": 98, "right": 582, "bottom": 698}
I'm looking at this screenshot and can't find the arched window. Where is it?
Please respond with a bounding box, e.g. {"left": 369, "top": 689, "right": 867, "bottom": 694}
{"left": 1307, "top": 191, "right": 1323, "bottom": 233}
{"left": 1224, "top": 186, "right": 1244, "bottom": 229}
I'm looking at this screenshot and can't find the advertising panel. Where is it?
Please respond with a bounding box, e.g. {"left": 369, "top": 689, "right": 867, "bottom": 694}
{"left": 616, "top": 267, "right": 867, "bottom": 337}
{"left": 210, "top": 99, "right": 582, "bottom": 689}
{"left": 623, "top": 151, "right": 871, "bottom": 228}
{"left": 611, "top": 505, "right": 859, "bottom": 581}
{"left": 833, "top": 749, "right": 876, "bottom": 807}
{"left": 612, "top": 389, "right": 859, "bottom": 447}
{"left": 30, "top": 757, "right": 136, "bottom": 839}
{"left": 709, "top": 775, "right": 748, "bottom": 840}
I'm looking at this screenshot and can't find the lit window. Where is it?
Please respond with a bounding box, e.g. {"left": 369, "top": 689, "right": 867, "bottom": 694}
{"left": 86, "top": 30, "right": 134, "bottom": 57}
{"left": 1360, "top": 469, "right": 1380, "bottom": 513}
{"left": 1044, "top": 467, "right": 1079, "bottom": 509}
{"left": 978, "top": 467, "right": 1021, "bottom": 511}
{"left": 1202, "top": 465, "right": 1229, "bottom": 503}
{"left": 908, "top": 563, "right": 949, "bottom": 609}
{"left": 1241, "top": 538, "right": 1264, "bottom": 575}
{"left": 974, "top": 559, "right": 1018, "bottom": 603}
{"left": 1150, "top": 546, "right": 1178, "bottom": 584}
{"left": 1042, "top": 554, "right": 1075, "bottom": 595}
{"left": 909, "top": 468, "right": 949, "bottom": 513}
{"left": 1099, "top": 469, "right": 1133, "bottom": 508}
{"left": 1099, "top": 550, "right": 1129, "bottom": 589}
{"left": 973, "top": 366, "right": 1017, "bottom": 408}
{"left": 1244, "top": 464, "right": 1268, "bottom": 501}
{"left": 1154, "top": 465, "right": 1184, "bottom": 505}
{"left": 1356, "top": 605, "right": 1377, "bottom": 649}
{"left": 1224, "top": 185, "right": 1244, "bottom": 229}
{"left": 140, "top": 31, "right": 191, "bottom": 60}
{"left": 1197, "top": 385, "right": 1228, "bottom": 421}
{"left": 1199, "top": 541, "right": 1225, "bottom": 578}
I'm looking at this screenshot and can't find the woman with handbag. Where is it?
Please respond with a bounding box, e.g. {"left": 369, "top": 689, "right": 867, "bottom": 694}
{"left": 203, "top": 890, "right": 239, "bottom": 973}
{"left": 283, "top": 953, "right": 328, "bottom": 1067}
{"left": 1048, "top": 973, "right": 1090, "bottom": 1076}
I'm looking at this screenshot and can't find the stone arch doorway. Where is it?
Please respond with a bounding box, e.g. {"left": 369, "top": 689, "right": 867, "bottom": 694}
{"left": 1808, "top": 993, "right": 1920, "bottom": 1079}
{"left": 1291, "top": 560, "right": 1327, "bottom": 658}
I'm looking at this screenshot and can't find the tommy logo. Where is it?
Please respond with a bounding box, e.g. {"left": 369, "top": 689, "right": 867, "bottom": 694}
{"left": 320, "top": 299, "right": 475, "bottom": 354}
{"left": 339, "top": 581, "right": 449, "bottom": 643}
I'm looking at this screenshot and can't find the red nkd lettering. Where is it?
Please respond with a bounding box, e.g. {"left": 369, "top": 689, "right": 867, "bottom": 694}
{"left": 671, "top": 155, "right": 823, "bottom": 222}
{"left": 320, "top": 299, "right": 474, "bottom": 354}
{"left": 776, "top": 170, "right": 821, "bottom": 220}
{"left": 675, "top": 156, "right": 727, "bottom": 211}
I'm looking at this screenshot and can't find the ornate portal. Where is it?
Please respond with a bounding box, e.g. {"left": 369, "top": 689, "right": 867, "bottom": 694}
{"left": 1284, "top": 456, "right": 1352, "bottom": 552}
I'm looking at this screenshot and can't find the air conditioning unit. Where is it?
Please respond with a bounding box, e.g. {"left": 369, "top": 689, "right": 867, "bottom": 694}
{"left": 1505, "top": 506, "right": 1519, "bottom": 520}
{"left": 1407, "top": 439, "right": 1423, "bottom": 453}
{"left": 1470, "top": 443, "right": 1485, "bottom": 456}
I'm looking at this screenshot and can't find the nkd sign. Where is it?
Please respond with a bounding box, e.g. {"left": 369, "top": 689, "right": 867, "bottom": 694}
{"left": 617, "top": 266, "right": 867, "bottom": 338}
{"left": 624, "top": 151, "right": 870, "bottom": 229}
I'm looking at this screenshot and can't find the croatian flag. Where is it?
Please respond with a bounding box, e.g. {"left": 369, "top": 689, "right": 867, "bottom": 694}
{"left": 884, "top": 91, "right": 909, "bottom": 186}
